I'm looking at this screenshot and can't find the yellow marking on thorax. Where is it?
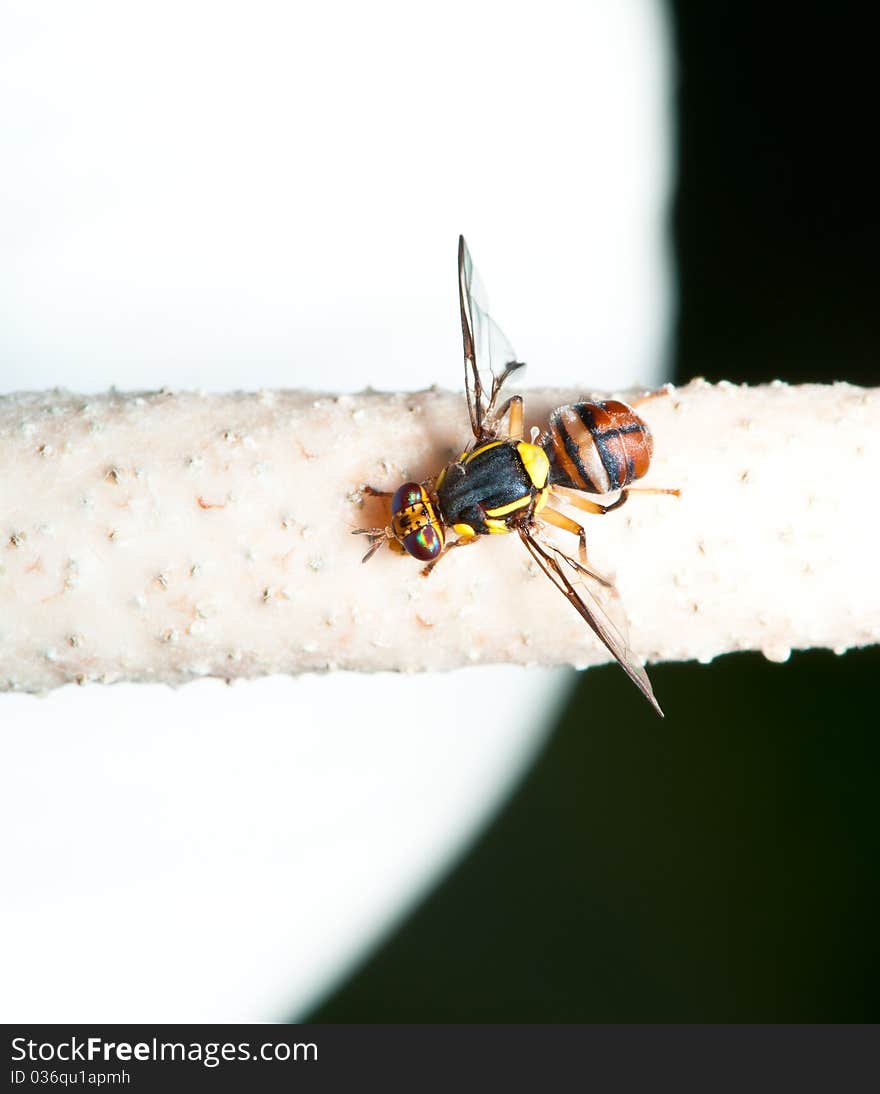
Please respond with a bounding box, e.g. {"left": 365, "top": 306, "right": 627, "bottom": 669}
{"left": 463, "top": 440, "right": 504, "bottom": 464}
{"left": 485, "top": 485, "right": 550, "bottom": 524}
{"left": 485, "top": 496, "right": 532, "bottom": 519}
{"left": 516, "top": 442, "right": 550, "bottom": 489}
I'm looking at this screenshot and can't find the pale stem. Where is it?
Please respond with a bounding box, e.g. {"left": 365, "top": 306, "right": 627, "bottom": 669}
{"left": 0, "top": 379, "right": 877, "bottom": 695}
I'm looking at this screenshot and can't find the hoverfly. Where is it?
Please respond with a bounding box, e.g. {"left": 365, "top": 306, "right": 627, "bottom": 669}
{"left": 354, "top": 237, "right": 676, "bottom": 716}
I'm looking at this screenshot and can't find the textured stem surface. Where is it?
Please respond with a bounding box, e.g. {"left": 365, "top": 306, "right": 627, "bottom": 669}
{"left": 0, "top": 380, "right": 877, "bottom": 694}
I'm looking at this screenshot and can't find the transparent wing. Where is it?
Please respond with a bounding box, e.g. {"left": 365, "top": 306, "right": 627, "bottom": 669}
{"left": 458, "top": 235, "right": 525, "bottom": 443}
{"left": 518, "top": 526, "right": 664, "bottom": 717}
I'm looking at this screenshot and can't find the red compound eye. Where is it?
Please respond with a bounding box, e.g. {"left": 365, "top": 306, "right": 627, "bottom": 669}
{"left": 391, "top": 482, "right": 423, "bottom": 515}
{"left": 403, "top": 524, "right": 442, "bottom": 561}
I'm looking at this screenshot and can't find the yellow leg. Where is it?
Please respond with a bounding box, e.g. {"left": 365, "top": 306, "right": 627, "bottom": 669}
{"left": 487, "top": 395, "right": 524, "bottom": 440}
{"left": 623, "top": 486, "right": 680, "bottom": 498}
{"left": 551, "top": 485, "right": 624, "bottom": 515}
{"left": 506, "top": 396, "right": 524, "bottom": 440}
{"left": 553, "top": 483, "right": 680, "bottom": 515}
{"left": 540, "top": 506, "right": 589, "bottom": 566}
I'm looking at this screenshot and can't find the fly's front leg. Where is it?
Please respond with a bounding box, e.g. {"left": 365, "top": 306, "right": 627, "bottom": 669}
{"left": 351, "top": 484, "right": 397, "bottom": 562}
{"left": 352, "top": 526, "right": 392, "bottom": 563}
{"left": 420, "top": 533, "right": 480, "bottom": 578}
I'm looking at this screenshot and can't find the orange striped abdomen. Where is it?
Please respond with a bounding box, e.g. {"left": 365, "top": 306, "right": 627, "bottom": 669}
{"left": 541, "top": 400, "right": 653, "bottom": 494}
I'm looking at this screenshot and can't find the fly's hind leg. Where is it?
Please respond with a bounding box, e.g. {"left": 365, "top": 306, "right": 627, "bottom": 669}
{"left": 621, "top": 486, "right": 681, "bottom": 501}
{"left": 553, "top": 483, "right": 680, "bottom": 516}
{"left": 630, "top": 383, "right": 672, "bottom": 409}
{"left": 551, "top": 485, "right": 630, "bottom": 517}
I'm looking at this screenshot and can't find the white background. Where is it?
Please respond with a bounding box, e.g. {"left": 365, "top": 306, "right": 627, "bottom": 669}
{"left": 0, "top": 0, "right": 672, "bottom": 1020}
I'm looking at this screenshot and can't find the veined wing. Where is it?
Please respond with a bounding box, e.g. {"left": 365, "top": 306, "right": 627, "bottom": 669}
{"left": 518, "top": 526, "right": 664, "bottom": 717}
{"left": 458, "top": 235, "right": 525, "bottom": 444}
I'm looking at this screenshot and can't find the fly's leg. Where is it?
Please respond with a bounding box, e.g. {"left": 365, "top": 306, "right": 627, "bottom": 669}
{"left": 477, "top": 361, "right": 526, "bottom": 439}
{"left": 630, "top": 384, "right": 672, "bottom": 409}
{"left": 487, "top": 395, "right": 524, "bottom": 440}
{"left": 351, "top": 526, "right": 392, "bottom": 563}
{"left": 485, "top": 362, "right": 526, "bottom": 421}
{"left": 532, "top": 508, "right": 614, "bottom": 586}
{"left": 350, "top": 485, "right": 397, "bottom": 561}
{"left": 553, "top": 483, "right": 680, "bottom": 516}
{"left": 420, "top": 534, "right": 480, "bottom": 578}
{"left": 506, "top": 395, "right": 524, "bottom": 440}
{"left": 540, "top": 506, "right": 590, "bottom": 568}
{"left": 621, "top": 486, "right": 681, "bottom": 500}
{"left": 551, "top": 485, "right": 629, "bottom": 516}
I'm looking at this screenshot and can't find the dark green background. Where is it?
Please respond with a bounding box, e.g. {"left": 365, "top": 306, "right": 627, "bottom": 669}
{"left": 306, "top": 3, "right": 879, "bottom": 1021}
